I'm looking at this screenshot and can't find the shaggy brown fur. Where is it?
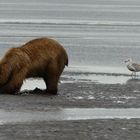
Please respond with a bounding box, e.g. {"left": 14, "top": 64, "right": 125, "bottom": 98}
{"left": 0, "top": 38, "right": 68, "bottom": 94}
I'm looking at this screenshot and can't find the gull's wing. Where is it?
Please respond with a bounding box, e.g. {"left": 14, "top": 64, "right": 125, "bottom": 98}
{"left": 127, "top": 63, "right": 140, "bottom": 72}
{"left": 127, "top": 64, "right": 136, "bottom": 71}
{"left": 132, "top": 63, "right": 140, "bottom": 72}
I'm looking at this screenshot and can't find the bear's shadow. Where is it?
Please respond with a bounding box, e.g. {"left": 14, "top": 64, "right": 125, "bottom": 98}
{"left": 17, "top": 88, "right": 57, "bottom": 96}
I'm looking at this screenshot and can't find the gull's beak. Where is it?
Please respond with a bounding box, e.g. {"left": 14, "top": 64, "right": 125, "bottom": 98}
{"left": 124, "top": 60, "right": 127, "bottom": 63}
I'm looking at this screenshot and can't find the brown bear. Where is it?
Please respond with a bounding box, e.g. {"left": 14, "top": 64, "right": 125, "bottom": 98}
{"left": 0, "top": 38, "right": 68, "bottom": 94}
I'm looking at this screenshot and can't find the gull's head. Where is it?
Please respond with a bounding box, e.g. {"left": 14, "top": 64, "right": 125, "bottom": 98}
{"left": 124, "top": 58, "right": 132, "bottom": 64}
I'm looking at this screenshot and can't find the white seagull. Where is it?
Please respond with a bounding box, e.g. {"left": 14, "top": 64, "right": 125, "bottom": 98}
{"left": 125, "top": 58, "right": 140, "bottom": 77}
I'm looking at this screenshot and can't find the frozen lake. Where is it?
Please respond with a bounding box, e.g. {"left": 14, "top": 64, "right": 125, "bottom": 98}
{"left": 0, "top": 2, "right": 140, "bottom": 139}
{"left": 0, "top": 0, "right": 140, "bottom": 86}
{"left": 0, "top": 108, "right": 140, "bottom": 124}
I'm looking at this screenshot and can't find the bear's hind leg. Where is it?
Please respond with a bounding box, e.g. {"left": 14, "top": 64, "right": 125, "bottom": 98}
{"left": 44, "top": 61, "right": 65, "bottom": 95}
{"left": 44, "top": 75, "right": 60, "bottom": 95}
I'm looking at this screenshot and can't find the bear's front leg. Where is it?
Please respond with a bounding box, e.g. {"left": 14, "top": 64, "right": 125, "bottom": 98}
{"left": 0, "top": 70, "right": 26, "bottom": 94}
{"left": 0, "top": 79, "right": 23, "bottom": 94}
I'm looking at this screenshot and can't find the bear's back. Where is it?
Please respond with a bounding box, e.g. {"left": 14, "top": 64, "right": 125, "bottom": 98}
{"left": 21, "top": 38, "right": 67, "bottom": 60}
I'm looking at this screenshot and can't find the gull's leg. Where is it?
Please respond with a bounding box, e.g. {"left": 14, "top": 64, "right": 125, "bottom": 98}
{"left": 131, "top": 72, "right": 136, "bottom": 78}
{"left": 132, "top": 72, "right": 137, "bottom": 78}
{"left": 135, "top": 72, "right": 136, "bottom": 77}
{"left": 131, "top": 72, "right": 134, "bottom": 77}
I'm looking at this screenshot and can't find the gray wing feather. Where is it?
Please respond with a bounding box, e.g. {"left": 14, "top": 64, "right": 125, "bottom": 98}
{"left": 127, "top": 63, "right": 140, "bottom": 72}
{"left": 132, "top": 63, "right": 140, "bottom": 71}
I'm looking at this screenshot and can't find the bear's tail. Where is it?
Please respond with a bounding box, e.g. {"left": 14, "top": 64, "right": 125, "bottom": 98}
{"left": 65, "top": 57, "right": 68, "bottom": 66}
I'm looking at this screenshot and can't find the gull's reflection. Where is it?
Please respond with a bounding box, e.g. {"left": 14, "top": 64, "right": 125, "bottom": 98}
{"left": 126, "top": 78, "right": 140, "bottom": 85}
